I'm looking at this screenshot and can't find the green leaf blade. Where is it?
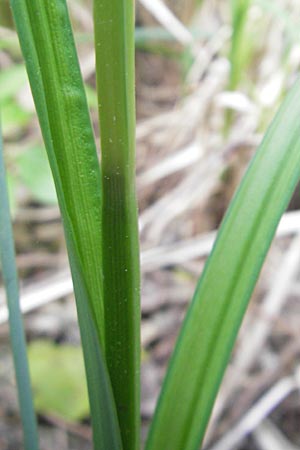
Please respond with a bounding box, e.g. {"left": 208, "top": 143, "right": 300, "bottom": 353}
{"left": 94, "top": 2, "right": 141, "bottom": 450}
{"left": 229, "top": 0, "right": 252, "bottom": 90}
{"left": 0, "top": 120, "right": 40, "bottom": 450}
{"left": 10, "top": 0, "right": 103, "bottom": 332}
{"left": 146, "top": 79, "right": 300, "bottom": 450}
{"left": 68, "top": 238, "right": 123, "bottom": 450}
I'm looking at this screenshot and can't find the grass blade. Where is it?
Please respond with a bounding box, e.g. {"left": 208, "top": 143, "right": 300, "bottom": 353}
{"left": 224, "top": 0, "right": 252, "bottom": 134}
{"left": 9, "top": 0, "right": 103, "bottom": 335}
{"left": 94, "top": 2, "right": 140, "bottom": 449}
{"left": 0, "top": 119, "right": 39, "bottom": 450}
{"left": 146, "top": 78, "right": 300, "bottom": 450}
{"left": 229, "top": 0, "right": 252, "bottom": 90}
{"left": 67, "top": 237, "right": 122, "bottom": 450}
{"left": 9, "top": 1, "right": 122, "bottom": 448}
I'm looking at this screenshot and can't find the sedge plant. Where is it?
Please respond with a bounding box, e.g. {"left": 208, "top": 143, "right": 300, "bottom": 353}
{"left": 1, "top": 1, "right": 300, "bottom": 450}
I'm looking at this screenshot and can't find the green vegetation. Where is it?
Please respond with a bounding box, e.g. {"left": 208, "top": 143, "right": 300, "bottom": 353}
{"left": 145, "top": 78, "right": 300, "bottom": 450}
{"left": 1, "top": 1, "right": 300, "bottom": 449}
{"left": 94, "top": 2, "right": 140, "bottom": 449}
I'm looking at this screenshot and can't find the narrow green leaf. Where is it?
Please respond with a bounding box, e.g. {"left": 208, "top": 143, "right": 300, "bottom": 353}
{"left": 0, "top": 119, "right": 40, "bottom": 450}
{"left": 9, "top": 1, "right": 122, "bottom": 448}
{"left": 67, "top": 235, "right": 122, "bottom": 450}
{"left": 224, "top": 0, "right": 252, "bottom": 134}
{"left": 6, "top": 172, "right": 17, "bottom": 217}
{"left": 146, "top": 78, "right": 300, "bottom": 450}
{"left": 9, "top": 0, "right": 103, "bottom": 334}
{"left": 229, "top": 0, "right": 252, "bottom": 90}
{"left": 94, "top": 2, "right": 140, "bottom": 450}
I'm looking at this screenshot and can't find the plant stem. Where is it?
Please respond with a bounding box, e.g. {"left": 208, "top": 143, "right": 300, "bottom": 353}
{"left": 94, "top": 2, "right": 140, "bottom": 449}
{"left": 0, "top": 118, "right": 40, "bottom": 450}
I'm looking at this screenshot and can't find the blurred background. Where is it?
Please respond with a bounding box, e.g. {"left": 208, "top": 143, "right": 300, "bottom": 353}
{"left": 1, "top": 0, "right": 300, "bottom": 449}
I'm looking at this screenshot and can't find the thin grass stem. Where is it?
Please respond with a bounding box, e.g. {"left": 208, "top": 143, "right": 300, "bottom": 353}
{"left": 94, "top": 2, "right": 141, "bottom": 449}
{"left": 0, "top": 118, "right": 40, "bottom": 450}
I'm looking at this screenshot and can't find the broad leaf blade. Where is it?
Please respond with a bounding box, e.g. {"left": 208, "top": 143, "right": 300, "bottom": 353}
{"left": 146, "top": 79, "right": 300, "bottom": 450}
{"left": 10, "top": 0, "right": 103, "bottom": 334}
{"left": 94, "top": 2, "right": 140, "bottom": 450}
{"left": 9, "top": 1, "right": 122, "bottom": 448}
{"left": 0, "top": 120, "right": 40, "bottom": 450}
